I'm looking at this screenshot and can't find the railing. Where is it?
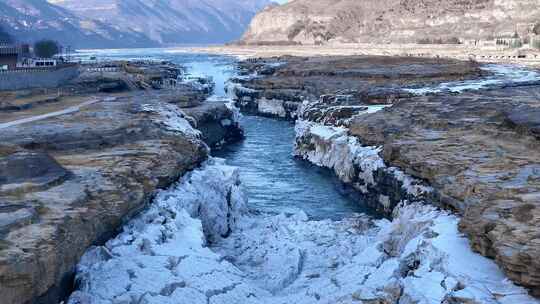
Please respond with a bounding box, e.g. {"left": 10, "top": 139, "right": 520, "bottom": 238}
{"left": 83, "top": 67, "right": 121, "bottom": 72}
{"left": 0, "top": 63, "right": 79, "bottom": 74}
{"left": 0, "top": 65, "right": 80, "bottom": 91}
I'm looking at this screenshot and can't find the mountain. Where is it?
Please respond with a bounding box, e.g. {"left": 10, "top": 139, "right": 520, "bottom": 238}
{"left": 241, "top": 0, "right": 540, "bottom": 45}
{"left": 0, "top": 0, "right": 273, "bottom": 49}
{"left": 0, "top": 0, "right": 155, "bottom": 48}
{"left": 50, "top": 0, "right": 272, "bottom": 45}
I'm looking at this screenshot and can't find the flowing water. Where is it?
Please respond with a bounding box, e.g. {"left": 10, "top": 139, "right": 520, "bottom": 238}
{"left": 213, "top": 116, "right": 369, "bottom": 220}
{"left": 68, "top": 49, "right": 540, "bottom": 304}
{"left": 73, "top": 48, "right": 236, "bottom": 96}
{"left": 76, "top": 48, "right": 368, "bottom": 220}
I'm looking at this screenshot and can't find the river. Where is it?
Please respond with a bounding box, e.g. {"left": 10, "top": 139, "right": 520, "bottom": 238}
{"left": 67, "top": 49, "right": 539, "bottom": 304}
{"left": 74, "top": 48, "right": 368, "bottom": 220}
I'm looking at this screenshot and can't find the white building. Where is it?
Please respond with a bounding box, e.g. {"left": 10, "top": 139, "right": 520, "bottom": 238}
{"left": 17, "top": 58, "right": 57, "bottom": 68}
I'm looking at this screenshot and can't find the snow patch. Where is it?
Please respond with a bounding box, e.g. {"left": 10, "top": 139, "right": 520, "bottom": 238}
{"left": 258, "top": 98, "right": 287, "bottom": 118}
{"left": 405, "top": 64, "right": 540, "bottom": 95}
{"left": 140, "top": 103, "right": 201, "bottom": 138}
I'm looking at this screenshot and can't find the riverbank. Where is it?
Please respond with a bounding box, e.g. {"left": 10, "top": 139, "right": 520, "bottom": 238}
{"left": 0, "top": 60, "right": 243, "bottom": 304}
{"left": 190, "top": 44, "right": 540, "bottom": 67}
{"left": 226, "top": 55, "right": 540, "bottom": 297}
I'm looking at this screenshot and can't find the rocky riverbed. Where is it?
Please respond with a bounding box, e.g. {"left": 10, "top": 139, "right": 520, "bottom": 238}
{"left": 3, "top": 50, "right": 540, "bottom": 304}
{"left": 226, "top": 55, "right": 540, "bottom": 298}
{"left": 67, "top": 159, "right": 537, "bottom": 304}
{"left": 0, "top": 60, "right": 242, "bottom": 304}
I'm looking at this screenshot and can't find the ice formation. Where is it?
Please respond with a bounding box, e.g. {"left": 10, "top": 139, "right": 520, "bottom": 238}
{"left": 257, "top": 97, "right": 287, "bottom": 118}
{"left": 68, "top": 160, "right": 538, "bottom": 304}
{"left": 405, "top": 64, "right": 540, "bottom": 95}
{"left": 294, "top": 120, "right": 431, "bottom": 201}
{"left": 140, "top": 103, "right": 201, "bottom": 138}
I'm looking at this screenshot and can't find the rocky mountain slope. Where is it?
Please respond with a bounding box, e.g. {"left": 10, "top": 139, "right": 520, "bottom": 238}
{"left": 241, "top": 0, "right": 540, "bottom": 45}
{"left": 0, "top": 0, "right": 273, "bottom": 48}
{"left": 0, "top": 0, "right": 155, "bottom": 48}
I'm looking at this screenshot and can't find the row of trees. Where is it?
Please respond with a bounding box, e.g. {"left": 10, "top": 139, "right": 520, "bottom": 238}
{"left": 0, "top": 25, "right": 61, "bottom": 58}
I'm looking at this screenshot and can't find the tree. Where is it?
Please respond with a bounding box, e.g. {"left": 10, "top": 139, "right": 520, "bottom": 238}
{"left": 33, "top": 40, "right": 61, "bottom": 58}
{"left": 0, "top": 26, "right": 13, "bottom": 44}
{"left": 533, "top": 23, "right": 540, "bottom": 35}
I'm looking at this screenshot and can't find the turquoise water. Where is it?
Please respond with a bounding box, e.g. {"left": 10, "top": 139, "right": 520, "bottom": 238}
{"left": 213, "top": 115, "right": 370, "bottom": 220}
{"left": 75, "top": 48, "right": 368, "bottom": 219}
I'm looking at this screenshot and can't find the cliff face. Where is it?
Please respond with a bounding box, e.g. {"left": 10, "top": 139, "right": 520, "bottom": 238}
{"left": 241, "top": 0, "right": 540, "bottom": 44}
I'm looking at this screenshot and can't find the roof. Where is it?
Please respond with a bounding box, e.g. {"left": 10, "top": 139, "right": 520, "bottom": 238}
{"left": 0, "top": 46, "right": 20, "bottom": 55}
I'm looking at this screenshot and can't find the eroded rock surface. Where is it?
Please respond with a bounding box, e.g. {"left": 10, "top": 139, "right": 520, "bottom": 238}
{"left": 241, "top": 0, "right": 540, "bottom": 45}
{"left": 227, "top": 56, "right": 482, "bottom": 119}
{"left": 347, "top": 86, "right": 540, "bottom": 295}
{"left": 0, "top": 91, "right": 242, "bottom": 304}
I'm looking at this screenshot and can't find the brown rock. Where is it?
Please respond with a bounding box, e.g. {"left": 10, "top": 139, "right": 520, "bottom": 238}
{"left": 0, "top": 93, "right": 241, "bottom": 304}
{"left": 348, "top": 86, "right": 540, "bottom": 295}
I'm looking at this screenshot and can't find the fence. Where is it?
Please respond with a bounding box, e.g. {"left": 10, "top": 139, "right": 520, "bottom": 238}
{"left": 83, "top": 66, "right": 121, "bottom": 73}
{"left": 0, "top": 64, "right": 80, "bottom": 91}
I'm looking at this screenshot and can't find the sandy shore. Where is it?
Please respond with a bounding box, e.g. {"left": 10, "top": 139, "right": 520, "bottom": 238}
{"left": 188, "top": 44, "right": 540, "bottom": 67}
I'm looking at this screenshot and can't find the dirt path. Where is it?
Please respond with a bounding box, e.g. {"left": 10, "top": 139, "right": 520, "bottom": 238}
{"left": 0, "top": 97, "right": 101, "bottom": 130}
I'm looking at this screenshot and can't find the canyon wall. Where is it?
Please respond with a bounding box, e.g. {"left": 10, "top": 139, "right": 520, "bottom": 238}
{"left": 241, "top": 0, "right": 540, "bottom": 45}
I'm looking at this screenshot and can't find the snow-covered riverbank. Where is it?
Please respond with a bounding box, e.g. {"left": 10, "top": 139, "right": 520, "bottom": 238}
{"left": 68, "top": 159, "right": 537, "bottom": 304}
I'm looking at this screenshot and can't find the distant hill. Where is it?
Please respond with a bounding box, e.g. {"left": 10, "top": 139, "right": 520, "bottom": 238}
{"left": 0, "top": 0, "right": 155, "bottom": 48}
{"left": 0, "top": 0, "right": 273, "bottom": 49}
{"left": 241, "top": 0, "right": 540, "bottom": 45}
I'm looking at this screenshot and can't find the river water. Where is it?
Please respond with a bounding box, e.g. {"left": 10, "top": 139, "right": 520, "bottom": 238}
{"left": 76, "top": 48, "right": 367, "bottom": 220}
{"left": 68, "top": 48, "right": 540, "bottom": 304}
{"left": 213, "top": 116, "right": 368, "bottom": 220}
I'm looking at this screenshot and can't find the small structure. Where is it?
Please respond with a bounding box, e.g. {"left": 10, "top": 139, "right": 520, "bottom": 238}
{"left": 0, "top": 46, "right": 19, "bottom": 70}
{"left": 18, "top": 58, "right": 57, "bottom": 68}
{"left": 0, "top": 44, "right": 31, "bottom": 70}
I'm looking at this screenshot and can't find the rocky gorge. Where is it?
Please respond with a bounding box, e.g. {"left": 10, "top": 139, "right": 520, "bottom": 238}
{"left": 225, "top": 55, "right": 540, "bottom": 299}
{"left": 3, "top": 49, "right": 540, "bottom": 304}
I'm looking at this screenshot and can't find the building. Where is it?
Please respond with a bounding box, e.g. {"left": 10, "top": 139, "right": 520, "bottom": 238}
{"left": 17, "top": 58, "right": 57, "bottom": 68}
{"left": 0, "top": 46, "right": 19, "bottom": 70}
{"left": 0, "top": 44, "right": 31, "bottom": 70}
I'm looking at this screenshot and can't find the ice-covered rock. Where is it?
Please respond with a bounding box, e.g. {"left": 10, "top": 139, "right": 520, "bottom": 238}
{"left": 257, "top": 97, "right": 287, "bottom": 118}
{"left": 140, "top": 102, "right": 201, "bottom": 139}
{"left": 68, "top": 159, "right": 262, "bottom": 304}
{"left": 404, "top": 64, "right": 540, "bottom": 95}
{"left": 215, "top": 202, "right": 538, "bottom": 304}
{"left": 294, "top": 120, "right": 432, "bottom": 213}
{"left": 68, "top": 159, "right": 538, "bottom": 304}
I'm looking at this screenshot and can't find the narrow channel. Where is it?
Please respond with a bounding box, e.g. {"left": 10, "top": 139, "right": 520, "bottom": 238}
{"left": 74, "top": 49, "right": 369, "bottom": 220}
{"left": 67, "top": 49, "right": 540, "bottom": 304}
{"left": 213, "top": 115, "right": 368, "bottom": 220}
